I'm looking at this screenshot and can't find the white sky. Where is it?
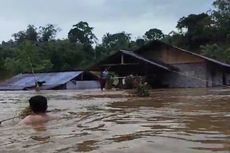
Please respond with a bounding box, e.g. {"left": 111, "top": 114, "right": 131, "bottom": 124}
{"left": 0, "top": 0, "right": 213, "bottom": 42}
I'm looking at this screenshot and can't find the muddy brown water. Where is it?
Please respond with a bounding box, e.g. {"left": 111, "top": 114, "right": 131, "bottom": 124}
{"left": 0, "top": 89, "right": 229, "bottom": 153}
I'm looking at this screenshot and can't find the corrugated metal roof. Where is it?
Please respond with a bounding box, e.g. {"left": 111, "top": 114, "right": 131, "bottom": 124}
{"left": 120, "top": 50, "right": 172, "bottom": 71}
{"left": 0, "top": 71, "right": 83, "bottom": 90}
{"left": 0, "top": 86, "right": 25, "bottom": 91}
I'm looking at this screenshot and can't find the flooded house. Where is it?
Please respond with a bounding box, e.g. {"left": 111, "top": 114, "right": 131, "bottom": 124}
{"left": 0, "top": 71, "right": 100, "bottom": 90}
{"left": 91, "top": 40, "right": 230, "bottom": 88}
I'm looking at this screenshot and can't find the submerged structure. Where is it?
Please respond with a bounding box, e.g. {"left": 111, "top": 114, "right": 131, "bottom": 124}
{"left": 91, "top": 40, "right": 230, "bottom": 88}
{"left": 0, "top": 71, "right": 100, "bottom": 90}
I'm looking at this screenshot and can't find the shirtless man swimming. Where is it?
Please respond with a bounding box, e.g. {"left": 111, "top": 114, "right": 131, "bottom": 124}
{"left": 20, "top": 95, "right": 52, "bottom": 125}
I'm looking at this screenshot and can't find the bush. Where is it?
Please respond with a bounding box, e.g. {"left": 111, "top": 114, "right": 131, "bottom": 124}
{"left": 124, "top": 75, "right": 142, "bottom": 89}
{"left": 105, "top": 72, "right": 119, "bottom": 89}
{"left": 136, "top": 82, "right": 150, "bottom": 97}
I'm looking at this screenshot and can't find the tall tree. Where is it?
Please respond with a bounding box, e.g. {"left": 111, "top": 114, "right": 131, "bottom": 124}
{"left": 25, "top": 25, "right": 38, "bottom": 41}
{"left": 144, "top": 28, "right": 164, "bottom": 41}
{"left": 102, "top": 32, "right": 131, "bottom": 51}
{"left": 46, "top": 40, "right": 83, "bottom": 70}
{"left": 212, "top": 0, "right": 230, "bottom": 41}
{"left": 39, "top": 24, "right": 60, "bottom": 42}
{"left": 68, "top": 21, "right": 97, "bottom": 45}
{"left": 12, "top": 25, "right": 38, "bottom": 43}
{"left": 12, "top": 31, "right": 26, "bottom": 44}
{"left": 176, "top": 13, "right": 213, "bottom": 50}
{"left": 4, "top": 41, "right": 52, "bottom": 73}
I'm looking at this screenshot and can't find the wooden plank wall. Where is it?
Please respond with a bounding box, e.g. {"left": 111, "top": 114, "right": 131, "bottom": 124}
{"left": 140, "top": 46, "right": 205, "bottom": 64}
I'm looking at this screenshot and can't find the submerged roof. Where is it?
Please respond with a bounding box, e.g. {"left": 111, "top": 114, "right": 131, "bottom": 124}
{"left": 0, "top": 71, "right": 83, "bottom": 90}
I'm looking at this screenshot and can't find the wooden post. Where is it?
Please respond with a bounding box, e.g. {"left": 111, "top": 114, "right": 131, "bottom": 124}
{"left": 81, "top": 73, "right": 84, "bottom": 80}
{"left": 121, "top": 54, "right": 124, "bottom": 64}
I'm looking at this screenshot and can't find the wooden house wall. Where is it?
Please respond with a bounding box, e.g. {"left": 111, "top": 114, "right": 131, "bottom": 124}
{"left": 92, "top": 41, "right": 230, "bottom": 88}
{"left": 139, "top": 45, "right": 221, "bottom": 88}
{"left": 162, "top": 63, "right": 208, "bottom": 88}
{"left": 140, "top": 45, "right": 205, "bottom": 64}
{"left": 66, "top": 72, "right": 100, "bottom": 89}
{"left": 66, "top": 80, "right": 100, "bottom": 89}
{"left": 161, "top": 47, "right": 204, "bottom": 64}
{"left": 206, "top": 64, "right": 230, "bottom": 87}
{"left": 225, "top": 74, "right": 230, "bottom": 85}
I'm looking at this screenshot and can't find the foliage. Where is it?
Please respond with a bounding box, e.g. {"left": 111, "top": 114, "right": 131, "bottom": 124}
{"left": 136, "top": 82, "right": 150, "bottom": 97}
{"left": 12, "top": 25, "right": 39, "bottom": 43}
{"left": 201, "top": 44, "right": 230, "bottom": 63}
{"left": 102, "top": 32, "right": 131, "bottom": 52}
{"left": 144, "top": 28, "right": 164, "bottom": 41}
{"left": 212, "top": 0, "right": 230, "bottom": 42}
{"left": 47, "top": 40, "right": 83, "bottom": 70}
{"left": 124, "top": 75, "right": 150, "bottom": 97}
{"left": 4, "top": 41, "right": 53, "bottom": 74}
{"left": 12, "top": 24, "right": 60, "bottom": 43}
{"left": 105, "top": 78, "right": 113, "bottom": 90}
{"left": 124, "top": 75, "right": 142, "bottom": 89}
{"left": 39, "top": 24, "right": 60, "bottom": 42}
{"left": 68, "top": 21, "right": 97, "bottom": 45}
{"left": 176, "top": 13, "right": 213, "bottom": 50}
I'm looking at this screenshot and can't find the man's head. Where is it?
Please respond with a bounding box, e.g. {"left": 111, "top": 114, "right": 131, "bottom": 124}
{"left": 29, "top": 95, "right": 47, "bottom": 113}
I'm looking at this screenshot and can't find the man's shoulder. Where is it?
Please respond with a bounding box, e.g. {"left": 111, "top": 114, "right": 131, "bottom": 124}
{"left": 19, "top": 113, "right": 58, "bottom": 125}
{"left": 19, "top": 115, "right": 33, "bottom": 125}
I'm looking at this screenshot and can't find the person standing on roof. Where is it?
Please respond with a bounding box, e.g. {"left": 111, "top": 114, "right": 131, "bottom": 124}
{"left": 100, "top": 68, "right": 109, "bottom": 91}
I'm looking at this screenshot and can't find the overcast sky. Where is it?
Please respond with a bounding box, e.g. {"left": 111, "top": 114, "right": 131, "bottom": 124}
{"left": 0, "top": 0, "right": 214, "bottom": 42}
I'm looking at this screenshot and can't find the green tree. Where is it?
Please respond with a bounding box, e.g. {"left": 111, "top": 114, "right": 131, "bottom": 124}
{"left": 12, "top": 31, "right": 26, "bottom": 44}
{"left": 144, "top": 28, "right": 164, "bottom": 41}
{"left": 201, "top": 44, "right": 230, "bottom": 63}
{"left": 212, "top": 0, "right": 230, "bottom": 41}
{"left": 39, "top": 24, "right": 60, "bottom": 42}
{"left": 25, "top": 25, "right": 38, "bottom": 41}
{"left": 68, "top": 21, "right": 97, "bottom": 45}
{"left": 163, "top": 31, "right": 186, "bottom": 48}
{"left": 4, "top": 41, "right": 52, "bottom": 73}
{"left": 12, "top": 25, "right": 39, "bottom": 43}
{"left": 68, "top": 21, "right": 97, "bottom": 63}
{"left": 102, "top": 32, "right": 131, "bottom": 51}
{"left": 176, "top": 13, "right": 213, "bottom": 50}
{"left": 35, "top": 39, "right": 84, "bottom": 71}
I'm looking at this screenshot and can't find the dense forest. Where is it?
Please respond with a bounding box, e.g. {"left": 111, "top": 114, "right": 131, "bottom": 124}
{"left": 0, "top": 0, "right": 229, "bottom": 79}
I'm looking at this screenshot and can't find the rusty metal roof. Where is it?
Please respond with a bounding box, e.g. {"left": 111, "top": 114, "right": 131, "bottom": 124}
{"left": 0, "top": 71, "right": 83, "bottom": 90}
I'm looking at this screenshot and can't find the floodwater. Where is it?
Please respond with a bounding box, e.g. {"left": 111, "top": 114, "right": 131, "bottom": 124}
{"left": 0, "top": 88, "right": 229, "bottom": 153}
